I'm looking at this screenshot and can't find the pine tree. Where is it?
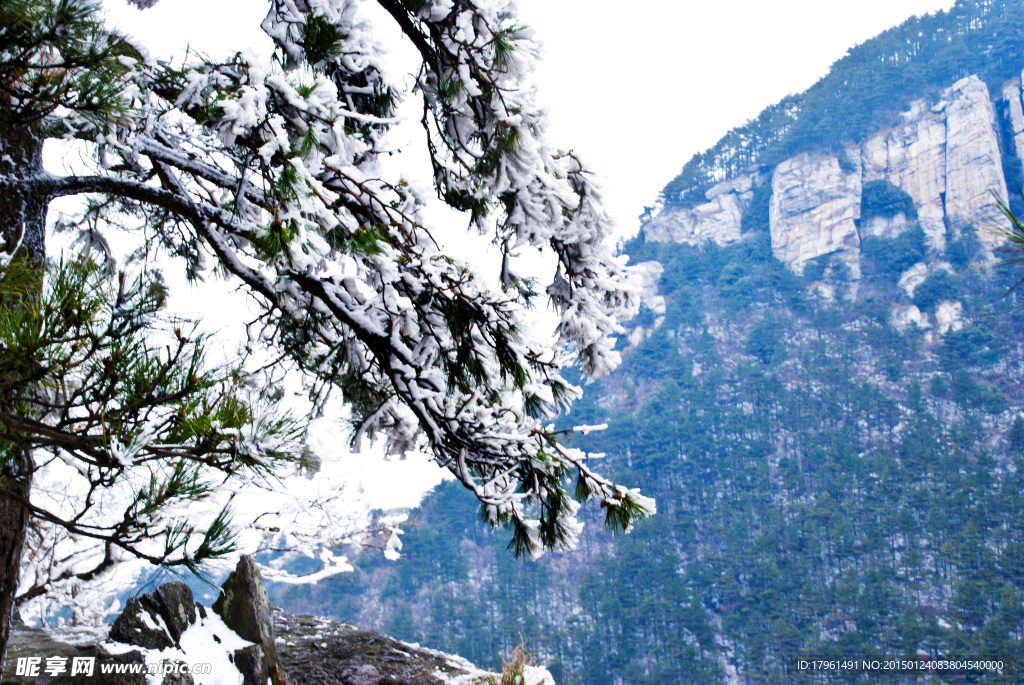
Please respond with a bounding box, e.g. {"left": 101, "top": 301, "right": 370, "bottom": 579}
{"left": 0, "top": 0, "right": 652, "bottom": 665}
{"left": 0, "top": 257, "right": 301, "bottom": 620}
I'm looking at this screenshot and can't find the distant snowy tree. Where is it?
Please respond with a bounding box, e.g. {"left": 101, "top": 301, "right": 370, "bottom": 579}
{"left": 0, "top": 0, "right": 653, "bottom": 665}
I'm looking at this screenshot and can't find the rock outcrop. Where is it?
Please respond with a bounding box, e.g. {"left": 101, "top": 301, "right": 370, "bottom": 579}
{"left": 213, "top": 556, "right": 290, "bottom": 685}
{"left": 897, "top": 261, "right": 954, "bottom": 299}
{"left": 633, "top": 261, "right": 666, "bottom": 317}
{"left": 1, "top": 618, "right": 148, "bottom": 685}
{"left": 935, "top": 300, "right": 966, "bottom": 335}
{"left": 860, "top": 76, "right": 1006, "bottom": 252}
{"left": 109, "top": 582, "right": 199, "bottom": 652}
{"left": 627, "top": 261, "right": 666, "bottom": 348}
{"left": 273, "top": 609, "right": 492, "bottom": 685}
{"left": 861, "top": 104, "right": 948, "bottom": 249}
{"left": 643, "top": 193, "right": 743, "bottom": 245}
{"left": 643, "top": 172, "right": 760, "bottom": 245}
{"left": 942, "top": 76, "right": 1008, "bottom": 247}
{"left": 644, "top": 74, "right": 1014, "bottom": 283}
{"left": 860, "top": 212, "right": 911, "bottom": 240}
{"left": 891, "top": 304, "right": 930, "bottom": 332}
{"left": 2, "top": 559, "right": 498, "bottom": 685}
{"left": 768, "top": 153, "right": 862, "bottom": 278}
{"left": 3, "top": 609, "right": 494, "bottom": 685}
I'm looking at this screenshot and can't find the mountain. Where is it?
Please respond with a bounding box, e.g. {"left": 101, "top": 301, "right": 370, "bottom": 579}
{"left": 654, "top": 0, "right": 1024, "bottom": 214}
{"left": 273, "top": 2, "right": 1024, "bottom": 683}
{"left": 644, "top": 73, "right": 1009, "bottom": 289}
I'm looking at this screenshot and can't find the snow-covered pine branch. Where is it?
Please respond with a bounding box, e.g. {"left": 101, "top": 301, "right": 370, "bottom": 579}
{"left": 0, "top": 0, "right": 653, "bottom": 659}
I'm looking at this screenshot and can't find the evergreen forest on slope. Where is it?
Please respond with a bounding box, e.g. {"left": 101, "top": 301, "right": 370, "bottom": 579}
{"left": 277, "top": 229, "right": 1024, "bottom": 683}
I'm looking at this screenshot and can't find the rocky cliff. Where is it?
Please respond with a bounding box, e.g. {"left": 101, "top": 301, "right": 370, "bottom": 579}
{"left": 768, "top": 152, "right": 862, "bottom": 279}
{"left": 643, "top": 74, "right": 1017, "bottom": 281}
{"left": 642, "top": 172, "right": 760, "bottom": 245}
{"left": 861, "top": 101, "right": 949, "bottom": 249}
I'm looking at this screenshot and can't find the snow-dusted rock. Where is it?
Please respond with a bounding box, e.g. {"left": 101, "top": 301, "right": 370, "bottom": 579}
{"left": 4, "top": 559, "right": 507, "bottom": 685}
{"left": 4, "top": 603, "right": 500, "bottom": 685}
{"left": 935, "top": 300, "right": 965, "bottom": 335}
{"left": 109, "top": 596, "right": 177, "bottom": 652}
{"left": 769, "top": 153, "right": 862, "bottom": 278}
{"left": 273, "top": 609, "right": 498, "bottom": 685}
{"left": 3, "top": 622, "right": 150, "bottom": 685}
{"left": 891, "top": 304, "right": 931, "bottom": 331}
{"left": 212, "top": 556, "right": 289, "bottom": 685}
{"left": 522, "top": 665, "right": 555, "bottom": 685}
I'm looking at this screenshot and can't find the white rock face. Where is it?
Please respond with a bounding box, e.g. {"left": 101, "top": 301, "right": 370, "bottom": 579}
{"left": 897, "top": 262, "right": 930, "bottom": 298}
{"left": 705, "top": 172, "right": 761, "bottom": 201}
{"left": 898, "top": 261, "right": 954, "bottom": 298}
{"left": 633, "top": 260, "right": 666, "bottom": 316}
{"left": 944, "top": 76, "right": 1008, "bottom": 248}
{"left": 860, "top": 76, "right": 1007, "bottom": 253}
{"left": 626, "top": 261, "right": 666, "bottom": 349}
{"left": 769, "top": 153, "right": 862, "bottom": 278}
{"left": 935, "top": 300, "right": 965, "bottom": 335}
{"left": 643, "top": 193, "right": 743, "bottom": 245}
{"left": 861, "top": 212, "right": 910, "bottom": 239}
{"left": 643, "top": 172, "right": 761, "bottom": 245}
{"left": 862, "top": 110, "right": 947, "bottom": 249}
{"left": 891, "top": 304, "right": 930, "bottom": 331}
{"left": 809, "top": 282, "right": 836, "bottom": 302}
{"left": 647, "top": 73, "right": 1012, "bottom": 284}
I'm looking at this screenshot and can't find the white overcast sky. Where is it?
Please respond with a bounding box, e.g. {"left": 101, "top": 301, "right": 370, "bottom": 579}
{"left": 518, "top": 0, "right": 959, "bottom": 232}
{"left": 96, "top": 0, "right": 958, "bottom": 509}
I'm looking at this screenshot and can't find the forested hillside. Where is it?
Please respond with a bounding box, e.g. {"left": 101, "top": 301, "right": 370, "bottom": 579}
{"left": 276, "top": 229, "right": 1024, "bottom": 683}
{"left": 272, "top": 1, "right": 1024, "bottom": 682}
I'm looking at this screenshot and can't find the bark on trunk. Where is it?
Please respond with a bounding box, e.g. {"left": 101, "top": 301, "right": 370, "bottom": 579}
{"left": 0, "top": 456, "right": 31, "bottom": 674}
{"left": 0, "top": 106, "right": 46, "bottom": 672}
{"left": 0, "top": 109, "right": 46, "bottom": 262}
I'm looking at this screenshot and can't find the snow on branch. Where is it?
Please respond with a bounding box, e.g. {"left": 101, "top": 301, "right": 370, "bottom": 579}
{"left": 3, "top": 0, "right": 653, "bottom": 610}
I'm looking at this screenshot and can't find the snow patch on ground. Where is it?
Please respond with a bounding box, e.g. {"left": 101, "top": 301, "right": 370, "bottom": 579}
{"left": 102, "top": 609, "right": 249, "bottom": 685}
{"left": 523, "top": 665, "right": 556, "bottom": 685}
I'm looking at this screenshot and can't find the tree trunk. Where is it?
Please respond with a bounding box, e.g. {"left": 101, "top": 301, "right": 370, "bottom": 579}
{"left": 0, "top": 456, "right": 31, "bottom": 673}
{"left": 0, "top": 106, "right": 46, "bottom": 672}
